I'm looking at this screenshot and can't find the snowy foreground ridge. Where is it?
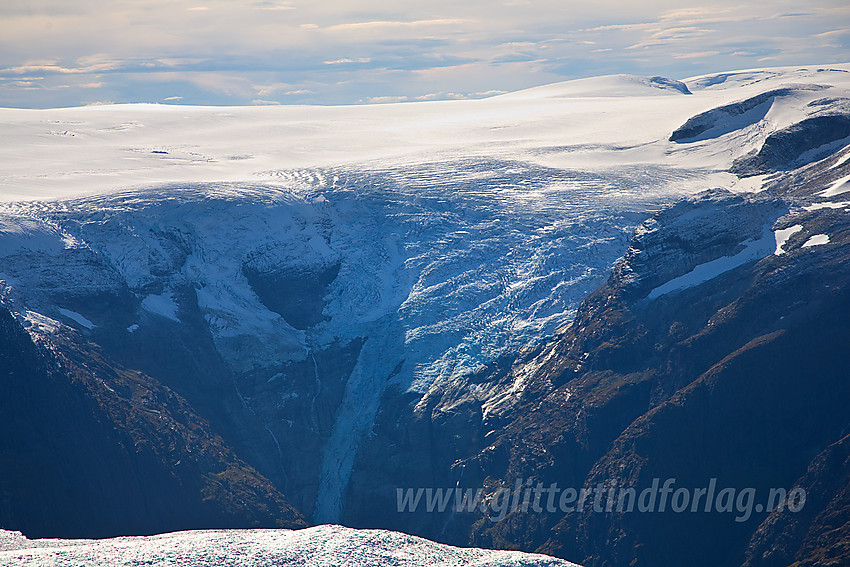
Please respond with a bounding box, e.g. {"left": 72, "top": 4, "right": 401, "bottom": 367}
{"left": 0, "top": 526, "right": 579, "bottom": 567}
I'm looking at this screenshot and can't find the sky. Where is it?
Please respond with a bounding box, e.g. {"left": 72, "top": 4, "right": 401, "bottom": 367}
{"left": 1, "top": 0, "right": 848, "bottom": 108}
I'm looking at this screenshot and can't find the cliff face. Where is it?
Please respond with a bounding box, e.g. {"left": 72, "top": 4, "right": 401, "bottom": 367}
{"left": 742, "top": 432, "right": 850, "bottom": 567}
{"left": 0, "top": 308, "right": 305, "bottom": 538}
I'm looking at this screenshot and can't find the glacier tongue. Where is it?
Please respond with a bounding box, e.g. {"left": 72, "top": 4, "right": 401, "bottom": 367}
{"left": 313, "top": 318, "right": 405, "bottom": 523}
{"left": 0, "top": 160, "right": 706, "bottom": 522}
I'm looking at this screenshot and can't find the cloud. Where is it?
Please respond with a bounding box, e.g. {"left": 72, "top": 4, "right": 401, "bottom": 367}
{"left": 367, "top": 95, "right": 409, "bottom": 103}
{"left": 659, "top": 7, "right": 743, "bottom": 23}
{"left": 255, "top": 82, "right": 314, "bottom": 96}
{"left": 581, "top": 23, "right": 656, "bottom": 33}
{"left": 660, "top": 7, "right": 733, "bottom": 19}
{"left": 1, "top": 60, "right": 123, "bottom": 75}
{"left": 0, "top": 0, "right": 847, "bottom": 108}
{"left": 626, "top": 27, "right": 717, "bottom": 51}
{"left": 249, "top": 1, "right": 296, "bottom": 10}
{"left": 323, "top": 58, "right": 372, "bottom": 65}
{"left": 816, "top": 29, "right": 850, "bottom": 38}
{"left": 2, "top": 80, "right": 40, "bottom": 89}
{"left": 672, "top": 51, "right": 722, "bottom": 59}
{"left": 325, "top": 19, "right": 471, "bottom": 32}
{"left": 472, "top": 89, "right": 508, "bottom": 97}
{"left": 156, "top": 58, "right": 210, "bottom": 67}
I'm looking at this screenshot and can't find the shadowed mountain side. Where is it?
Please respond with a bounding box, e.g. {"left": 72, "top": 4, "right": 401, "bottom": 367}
{"left": 0, "top": 308, "right": 305, "bottom": 538}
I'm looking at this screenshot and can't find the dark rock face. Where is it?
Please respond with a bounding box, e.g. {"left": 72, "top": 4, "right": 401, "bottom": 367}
{"left": 546, "top": 307, "right": 850, "bottom": 567}
{"left": 743, "top": 433, "right": 850, "bottom": 567}
{"left": 234, "top": 338, "right": 365, "bottom": 514}
{"left": 244, "top": 261, "right": 341, "bottom": 330}
{"left": 731, "top": 114, "right": 850, "bottom": 176}
{"left": 0, "top": 308, "right": 305, "bottom": 538}
{"left": 648, "top": 76, "right": 692, "bottom": 95}
{"left": 669, "top": 88, "right": 798, "bottom": 142}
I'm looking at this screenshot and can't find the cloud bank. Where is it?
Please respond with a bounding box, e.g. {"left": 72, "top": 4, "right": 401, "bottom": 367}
{"left": 0, "top": 0, "right": 847, "bottom": 107}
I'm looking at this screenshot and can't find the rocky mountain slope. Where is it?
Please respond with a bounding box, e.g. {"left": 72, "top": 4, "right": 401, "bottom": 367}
{"left": 1, "top": 65, "right": 850, "bottom": 565}
{"left": 0, "top": 307, "right": 305, "bottom": 538}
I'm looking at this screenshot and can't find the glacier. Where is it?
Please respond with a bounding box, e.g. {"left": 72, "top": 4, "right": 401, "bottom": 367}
{"left": 2, "top": 64, "right": 850, "bottom": 535}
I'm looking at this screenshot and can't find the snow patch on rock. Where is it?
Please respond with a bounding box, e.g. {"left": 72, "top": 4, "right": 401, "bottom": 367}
{"left": 820, "top": 174, "right": 850, "bottom": 197}
{"left": 57, "top": 307, "right": 95, "bottom": 330}
{"left": 774, "top": 225, "right": 803, "bottom": 255}
{"left": 141, "top": 293, "right": 179, "bottom": 322}
{"left": 802, "top": 234, "right": 830, "bottom": 247}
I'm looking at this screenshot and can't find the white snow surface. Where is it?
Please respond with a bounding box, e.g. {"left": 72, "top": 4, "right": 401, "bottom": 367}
{"left": 140, "top": 292, "right": 180, "bottom": 321}
{"left": 56, "top": 307, "right": 95, "bottom": 329}
{"left": 2, "top": 65, "right": 850, "bottom": 203}
{"left": 0, "top": 526, "right": 580, "bottom": 567}
{"left": 820, "top": 174, "right": 850, "bottom": 198}
{"left": 830, "top": 145, "right": 850, "bottom": 169}
{"left": 2, "top": 64, "right": 850, "bottom": 524}
{"left": 774, "top": 225, "right": 804, "bottom": 255}
{"left": 803, "top": 234, "right": 830, "bottom": 247}
{"left": 805, "top": 201, "right": 850, "bottom": 211}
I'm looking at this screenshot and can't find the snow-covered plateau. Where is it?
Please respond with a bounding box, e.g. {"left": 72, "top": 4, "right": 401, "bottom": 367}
{"left": 2, "top": 64, "right": 850, "bottom": 564}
